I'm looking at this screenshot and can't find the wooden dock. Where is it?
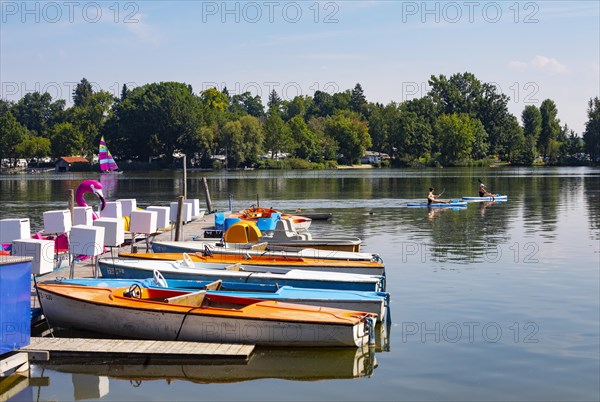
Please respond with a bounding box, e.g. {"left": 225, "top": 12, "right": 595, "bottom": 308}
{"left": 24, "top": 212, "right": 258, "bottom": 363}
{"left": 21, "top": 337, "right": 254, "bottom": 362}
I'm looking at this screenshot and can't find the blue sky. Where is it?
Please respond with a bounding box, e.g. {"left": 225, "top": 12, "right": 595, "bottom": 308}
{"left": 1, "top": 0, "right": 599, "bottom": 134}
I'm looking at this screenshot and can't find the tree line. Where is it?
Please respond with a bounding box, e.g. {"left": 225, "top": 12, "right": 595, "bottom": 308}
{"left": 1, "top": 72, "right": 599, "bottom": 169}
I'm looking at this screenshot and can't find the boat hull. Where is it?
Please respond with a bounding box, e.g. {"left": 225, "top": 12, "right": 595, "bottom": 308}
{"left": 263, "top": 241, "right": 360, "bottom": 253}
{"left": 98, "top": 259, "right": 385, "bottom": 292}
{"left": 37, "top": 286, "right": 372, "bottom": 347}
{"left": 118, "top": 252, "right": 383, "bottom": 276}
{"left": 462, "top": 195, "right": 508, "bottom": 202}
{"left": 151, "top": 240, "right": 380, "bottom": 262}
{"left": 57, "top": 278, "right": 389, "bottom": 320}
{"left": 407, "top": 201, "right": 467, "bottom": 208}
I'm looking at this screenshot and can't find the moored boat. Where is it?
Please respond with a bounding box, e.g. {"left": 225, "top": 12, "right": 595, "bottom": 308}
{"left": 118, "top": 250, "right": 384, "bottom": 276}
{"left": 258, "top": 219, "right": 362, "bottom": 252}
{"left": 55, "top": 276, "right": 390, "bottom": 320}
{"left": 36, "top": 283, "right": 377, "bottom": 347}
{"left": 230, "top": 206, "right": 312, "bottom": 231}
{"left": 98, "top": 258, "right": 386, "bottom": 292}
{"left": 151, "top": 240, "right": 381, "bottom": 262}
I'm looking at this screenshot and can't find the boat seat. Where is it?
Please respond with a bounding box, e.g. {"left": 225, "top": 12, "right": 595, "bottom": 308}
{"left": 226, "top": 263, "right": 242, "bottom": 271}
{"left": 164, "top": 290, "right": 206, "bottom": 307}
{"left": 271, "top": 219, "right": 312, "bottom": 241}
{"left": 203, "top": 279, "right": 222, "bottom": 291}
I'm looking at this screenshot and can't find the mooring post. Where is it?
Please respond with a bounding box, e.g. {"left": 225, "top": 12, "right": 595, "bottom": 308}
{"left": 201, "top": 177, "right": 213, "bottom": 213}
{"left": 182, "top": 154, "right": 187, "bottom": 200}
{"left": 175, "top": 195, "right": 184, "bottom": 241}
{"left": 68, "top": 189, "right": 74, "bottom": 224}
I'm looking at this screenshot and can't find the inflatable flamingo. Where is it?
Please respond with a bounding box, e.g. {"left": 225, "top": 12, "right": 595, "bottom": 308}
{"left": 75, "top": 180, "right": 106, "bottom": 220}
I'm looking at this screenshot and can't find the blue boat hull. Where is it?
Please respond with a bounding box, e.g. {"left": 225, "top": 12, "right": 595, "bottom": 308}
{"left": 98, "top": 260, "right": 385, "bottom": 292}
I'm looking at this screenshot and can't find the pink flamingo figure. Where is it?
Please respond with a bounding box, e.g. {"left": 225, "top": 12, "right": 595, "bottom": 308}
{"left": 75, "top": 180, "right": 106, "bottom": 220}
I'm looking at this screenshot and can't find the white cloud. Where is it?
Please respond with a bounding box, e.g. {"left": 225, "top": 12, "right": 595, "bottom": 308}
{"left": 508, "top": 55, "right": 568, "bottom": 74}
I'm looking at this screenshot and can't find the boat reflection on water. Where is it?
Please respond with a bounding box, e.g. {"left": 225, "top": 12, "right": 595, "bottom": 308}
{"left": 40, "top": 346, "right": 377, "bottom": 386}
{"left": 376, "top": 322, "right": 391, "bottom": 352}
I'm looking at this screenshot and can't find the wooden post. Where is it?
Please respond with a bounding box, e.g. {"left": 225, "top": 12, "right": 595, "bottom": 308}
{"left": 68, "top": 189, "right": 74, "bottom": 224}
{"left": 201, "top": 177, "right": 213, "bottom": 213}
{"left": 174, "top": 195, "right": 184, "bottom": 241}
{"left": 182, "top": 154, "right": 187, "bottom": 200}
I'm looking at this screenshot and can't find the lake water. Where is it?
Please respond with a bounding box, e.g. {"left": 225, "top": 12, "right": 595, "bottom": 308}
{"left": 1, "top": 167, "right": 599, "bottom": 401}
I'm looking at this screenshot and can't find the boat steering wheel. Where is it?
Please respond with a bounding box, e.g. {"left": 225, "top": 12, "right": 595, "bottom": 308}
{"left": 126, "top": 283, "right": 142, "bottom": 299}
{"left": 153, "top": 270, "right": 168, "bottom": 288}
{"left": 182, "top": 253, "right": 194, "bottom": 268}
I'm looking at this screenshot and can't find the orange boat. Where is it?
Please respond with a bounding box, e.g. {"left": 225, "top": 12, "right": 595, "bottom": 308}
{"left": 230, "top": 207, "right": 312, "bottom": 231}
{"left": 36, "top": 283, "right": 376, "bottom": 347}
{"left": 118, "top": 251, "right": 385, "bottom": 276}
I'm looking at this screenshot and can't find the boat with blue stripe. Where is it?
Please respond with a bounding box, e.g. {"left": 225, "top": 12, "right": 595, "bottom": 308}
{"left": 54, "top": 276, "right": 391, "bottom": 321}
{"left": 98, "top": 258, "right": 386, "bottom": 292}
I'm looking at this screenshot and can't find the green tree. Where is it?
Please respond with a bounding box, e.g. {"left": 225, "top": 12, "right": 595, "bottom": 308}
{"left": 282, "top": 96, "right": 310, "bottom": 121}
{"left": 0, "top": 99, "right": 12, "bottom": 116}
{"left": 583, "top": 97, "right": 600, "bottom": 162}
{"left": 263, "top": 109, "right": 291, "bottom": 158}
{"left": 120, "top": 84, "right": 130, "bottom": 102}
{"left": 288, "top": 115, "right": 319, "bottom": 160}
{"left": 434, "top": 113, "right": 476, "bottom": 165}
{"left": 367, "top": 103, "right": 387, "bottom": 153}
{"left": 200, "top": 87, "right": 229, "bottom": 126}
{"left": 68, "top": 90, "right": 116, "bottom": 158}
{"left": 349, "top": 83, "right": 367, "bottom": 117}
{"left": 221, "top": 116, "right": 263, "bottom": 168}
{"left": 107, "top": 82, "right": 204, "bottom": 163}
{"left": 267, "top": 89, "right": 282, "bottom": 111}
{"left": 560, "top": 125, "right": 583, "bottom": 158}
{"left": 15, "top": 135, "right": 51, "bottom": 164}
{"left": 307, "top": 91, "right": 334, "bottom": 118}
{"left": 324, "top": 112, "right": 371, "bottom": 164}
{"left": 221, "top": 120, "right": 243, "bottom": 168}
{"left": 11, "top": 92, "right": 65, "bottom": 136}
{"left": 521, "top": 105, "right": 542, "bottom": 159}
{"left": 230, "top": 92, "right": 264, "bottom": 117}
{"left": 501, "top": 115, "right": 526, "bottom": 163}
{"left": 388, "top": 106, "right": 433, "bottom": 162}
{"left": 239, "top": 115, "right": 264, "bottom": 166}
{"left": 73, "top": 78, "right": 94, "bottom": 107}
{"left": 539, "top": 99, "right": 561, "bottom": 158}
{"left": 49, "top": 122, "right": 84, "bottom": 158}
{"left": 428, "top": 72, "right": 510, "bottom": 158}
{"left": 0, "top": 112, "right": 29, "bottom": 165}
{"left": 403, "top": 97, "right": 439, "bottom": 129}
{"left": 332, "top": 91, "right": 351, "bottom": 114}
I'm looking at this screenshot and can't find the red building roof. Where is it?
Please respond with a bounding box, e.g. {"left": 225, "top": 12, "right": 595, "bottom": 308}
{"left": 59, "top": 156, "right": 89, "bottom": 163}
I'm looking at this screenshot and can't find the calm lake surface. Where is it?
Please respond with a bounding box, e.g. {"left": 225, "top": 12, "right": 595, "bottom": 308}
{"left": 1, "top": 167, "right": 599, "bottom": 401}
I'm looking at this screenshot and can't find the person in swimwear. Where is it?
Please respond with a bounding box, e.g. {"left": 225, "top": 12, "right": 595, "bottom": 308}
{"left": 478, "top": 179, "right": 494, "bottom": 197}
{"left": 428, "top": 187, "right": 451, "bottom": 204}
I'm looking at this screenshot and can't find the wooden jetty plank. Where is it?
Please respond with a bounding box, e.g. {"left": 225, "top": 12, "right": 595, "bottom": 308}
{"left": 20, "top": 338, "right": 254, "bottom": 361}
{"left": 0, "top": 352, "right": 29, "bottom": 376}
